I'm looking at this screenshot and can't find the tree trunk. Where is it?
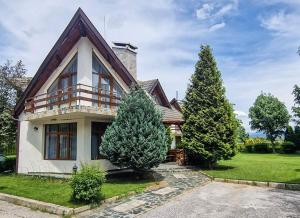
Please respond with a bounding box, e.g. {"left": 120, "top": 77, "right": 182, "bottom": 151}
{"left": 207, "top": 161, "right": 215, "bottom": 170}
{"left": 271, "top": 140, "right": 276, "bottom": 153}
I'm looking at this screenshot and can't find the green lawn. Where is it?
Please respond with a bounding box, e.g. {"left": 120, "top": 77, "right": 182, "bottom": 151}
{"left": 0, "top": 174, "right": 153, "bottom": 208}
{"left": 202, "top": 153, "right": 300, "bottom": 184}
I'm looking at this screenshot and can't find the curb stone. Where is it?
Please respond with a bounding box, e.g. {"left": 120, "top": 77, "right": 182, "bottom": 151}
{"left": 0, "top": 191, "right": 140, "bottom": 216}
{"left": 213, "top": 178, "right": 300, "bottom": 191}
{"left": 0, "top": 193, "right": 73, "bottom": 215}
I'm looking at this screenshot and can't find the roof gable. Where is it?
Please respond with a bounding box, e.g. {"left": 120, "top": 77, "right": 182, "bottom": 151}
{"left": 170, "top": 98, "right": 182, "bottom": 112}
{"left": 14, "top": 8, "right": 136, "bottom": 117}
{"left": 138, "top": 79, "right": 171, "bottom": 108}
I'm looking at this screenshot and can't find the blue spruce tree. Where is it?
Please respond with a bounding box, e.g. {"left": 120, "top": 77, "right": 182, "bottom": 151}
{"left": 101, "top": 84, "right": 168, "bottom": 170}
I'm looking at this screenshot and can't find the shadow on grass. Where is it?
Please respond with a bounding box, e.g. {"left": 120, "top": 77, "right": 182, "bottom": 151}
{"left": 275, "top": 154, "right": 300, "bottom": 158}
{"left": 295, "top": 169, "right": 300, "bottom": 172}
{"left": 0, "top": 186, "right": 7, "bottom": 190}
{"left": 211, "top": 165, "right": 236, "bottom": 171}
{"left": 106, "top": 170, "right": 163, "bottom": 183}
{"left": 284, "top": 178, "right": 300, "bottom": 184}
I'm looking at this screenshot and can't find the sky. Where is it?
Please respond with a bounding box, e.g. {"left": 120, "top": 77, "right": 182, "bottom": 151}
{"left": 0, "top": 0, "right": 300, "bottom": 133}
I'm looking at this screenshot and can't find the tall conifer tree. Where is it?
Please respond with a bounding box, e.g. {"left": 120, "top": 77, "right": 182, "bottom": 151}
{"left": 101, "top": 84, "right": 168, "bottom": 171}
{"left": 182, "top": 45, "right": 237, "bottom": 169}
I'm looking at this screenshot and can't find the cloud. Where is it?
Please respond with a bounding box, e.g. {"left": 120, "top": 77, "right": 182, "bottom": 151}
{"left": 196, "top": 0, "right": 238, "bottom": 20}
{"left": 235, "top": 110, "right": 247, "bottom": 117}
{"left": 209, "top": 22, "right": 226, "bottom": 32}
{"left": 1, "top": 0, "right": 299, "bottom": 134}
{"left": 260, "top": 10, "right": 300, "bottom": 37}
{"left": 196, "top": 3, "right": 214, "bottom": 20}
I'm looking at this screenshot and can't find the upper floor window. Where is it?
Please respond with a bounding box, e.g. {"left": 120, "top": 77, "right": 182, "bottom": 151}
{"left": 47, "top": 55, "right": 77, "bottom": 109}
{"left": 92, "top": 53, "right": 123, "bottom": 108}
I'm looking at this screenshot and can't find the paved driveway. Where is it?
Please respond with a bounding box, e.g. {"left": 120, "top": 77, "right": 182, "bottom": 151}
{"left": 140, "top": 182, "right": 300, "bottom": 218}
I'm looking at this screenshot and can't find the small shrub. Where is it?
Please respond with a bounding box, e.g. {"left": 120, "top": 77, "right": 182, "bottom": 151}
{"left": 5, "top": 155, "right": 16, "bottom": 172}
{"left": 244, "top": 144, "right": 253, "bottom": 153}
{"left": 253, "top": 142, "right": 271, "bottom": 153}
{"left": 281, "top": 141, "right": 296, "bottom": 154}
{"left": 0, "top": 155, "right": 16, "bottom": 172}
{"left": 70, "top": 164, "right": 106, "bottom": 203}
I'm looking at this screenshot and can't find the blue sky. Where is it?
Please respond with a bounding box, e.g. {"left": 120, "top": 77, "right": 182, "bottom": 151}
{"left": 0, "top": 0, "right": 300, "bottom": 132}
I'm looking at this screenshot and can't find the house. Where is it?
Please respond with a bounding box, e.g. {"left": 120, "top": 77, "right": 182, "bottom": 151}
{"left": 14, "top": 8, "right": 183, "bottom": 175}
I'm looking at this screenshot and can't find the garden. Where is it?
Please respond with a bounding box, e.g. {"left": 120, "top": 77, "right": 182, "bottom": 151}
{"left": 0, "top": 172, "right": 154, "bottom": 208}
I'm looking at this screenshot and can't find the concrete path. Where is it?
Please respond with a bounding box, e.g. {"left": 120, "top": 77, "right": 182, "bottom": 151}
{"left": 0, "top": 200, "right": 59, "bottom": 218}
{"left": 140, "top": 182, "right": 300, "bottom": 218}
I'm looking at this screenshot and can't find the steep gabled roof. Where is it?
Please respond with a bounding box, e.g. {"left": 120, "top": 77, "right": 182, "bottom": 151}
{"left": 138, "top": 79, "right": 171, "bottom": 108}
{"left": 138, "top": 79, "right": 183, "bottom": 124}
{"left": 14, "top": 8, "right": 136, "bottom": 117}
{"left": 138, "top": 79, "right": 158, "bottom": 93}
{"left": 170, "top": 98, "right": 183, "bottom": 113}
{"left": 156, "top": 105, "right": 184, "bottom": 124}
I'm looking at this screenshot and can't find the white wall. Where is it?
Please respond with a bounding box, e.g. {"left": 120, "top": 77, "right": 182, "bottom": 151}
{"left": 18, "top": 36, "right": 129, "bottom": 174}
{"left": 18, "top": 114, "right": 117, "bottom": 174}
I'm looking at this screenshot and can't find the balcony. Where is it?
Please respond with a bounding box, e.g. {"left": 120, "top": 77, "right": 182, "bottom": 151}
{"left": 24, "top": 83, "right": 122, "bottom": 121}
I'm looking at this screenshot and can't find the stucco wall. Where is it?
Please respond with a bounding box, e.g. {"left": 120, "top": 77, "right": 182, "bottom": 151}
{"left": 17, "top": 36, "right": 129, "bottom": 174}
{"left": 18, "top": 114, "right": 117, "bottom": 174}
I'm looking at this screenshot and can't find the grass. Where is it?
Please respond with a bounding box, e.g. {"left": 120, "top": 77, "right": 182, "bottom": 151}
{"left": 0, "top": 174, "right": 153, "bottom": 208}
{"left": 202, "top": 153, "right": 300, "bottom": 184}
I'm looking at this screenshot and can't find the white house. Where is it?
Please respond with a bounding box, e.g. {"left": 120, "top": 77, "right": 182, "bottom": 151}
{"left": 14, "top": 8, "right": 183, "bottom": 175}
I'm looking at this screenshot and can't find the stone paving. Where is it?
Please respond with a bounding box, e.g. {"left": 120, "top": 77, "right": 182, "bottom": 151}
{"left": 84, "top": 169, "right": 210, "bottom": 218}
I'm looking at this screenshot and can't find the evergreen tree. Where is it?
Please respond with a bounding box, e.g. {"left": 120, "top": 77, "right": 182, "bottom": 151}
{"left": 182, "top": 45, "right": 237, "bottom": 169}
{"left": 101, "top": 84, "right": 168, "bottom": 171}
{"left": 236, "top": 119, "right": 249, "bottom": 144}
{"left": 165, "top": 126, "right": 173, "bottom": 150}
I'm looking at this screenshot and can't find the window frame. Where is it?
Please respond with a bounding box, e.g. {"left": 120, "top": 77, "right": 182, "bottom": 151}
{"left": 91, "top": 122, "right": 109, "bottom": 160}
{"left": 92, "top": 53, "right": 124, "bottom": 109}
{"left": 44, "top": 123, "right": 77, "bottom": 160}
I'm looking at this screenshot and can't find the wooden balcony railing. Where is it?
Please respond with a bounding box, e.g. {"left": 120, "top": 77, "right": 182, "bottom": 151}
{"left": 24, "top": 83, "right": 122, "bottom": 113}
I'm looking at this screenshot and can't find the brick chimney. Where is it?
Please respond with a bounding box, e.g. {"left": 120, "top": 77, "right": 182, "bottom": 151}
{"left": 112, "top": 42, "right": 137, "bottom": 80}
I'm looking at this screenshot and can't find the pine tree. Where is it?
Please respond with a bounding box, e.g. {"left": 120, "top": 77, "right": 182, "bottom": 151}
{"left": 101, "top": 84, "right": 168, "bottom": 171}
{"left": 182, "top": 45, "right": 237, "bottom": 169}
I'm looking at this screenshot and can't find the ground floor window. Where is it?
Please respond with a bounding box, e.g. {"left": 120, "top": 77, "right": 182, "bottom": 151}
{"left": 91, "top": 122, "right": 109, "bottom": 160}
{"left": 45, "top": 123, "right": 77, "bottom": 160}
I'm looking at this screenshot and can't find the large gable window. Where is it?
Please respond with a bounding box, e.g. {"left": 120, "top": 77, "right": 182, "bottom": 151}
{"left": 92, "top": 53, "right": 123, "bottom": 108}
{"left": 45, "top": 123, "right": 77, "bottom": 160}
{"left": 47, "top": 55, "right": 77, "bottom": 109}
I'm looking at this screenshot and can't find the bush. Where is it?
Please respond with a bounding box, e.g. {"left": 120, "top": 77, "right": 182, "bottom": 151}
{"left": 244, "top": 144, "right": 253, "bottom": 153}
{"left": 0, "top": 155, "right": 16, "bottom": 173}
{"left": 70, "top": 164, "right": 106, "bottom": 203}
{"left": 281, "top": 141, "right": 297, "bottom": 154}
{"left": 253, "top": 142, "right": 271, "bottom": 153}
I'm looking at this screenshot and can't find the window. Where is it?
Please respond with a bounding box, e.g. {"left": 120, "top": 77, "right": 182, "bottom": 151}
{"left": 47, "top": 55, "right": 77, "bottom": 109}
{"left": 92, "top": 53, "right": 123, "bottom": 108}
{"left": 91, "top": 122, "right": 109, "bottom": 160}
{"left": 45, "top": 123, "right": 77, "bottom": 160}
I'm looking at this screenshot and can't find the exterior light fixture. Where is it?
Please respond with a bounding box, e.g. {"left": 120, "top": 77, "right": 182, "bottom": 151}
{"left": 72, "top": 163, "right": 78, "bottom": 174}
